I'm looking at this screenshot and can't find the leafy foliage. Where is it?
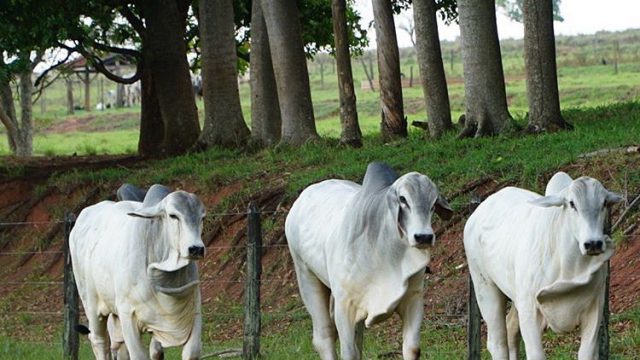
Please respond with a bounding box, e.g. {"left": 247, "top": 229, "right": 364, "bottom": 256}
{"left": 496, "top": 0, "right": 564, "bottom": 22}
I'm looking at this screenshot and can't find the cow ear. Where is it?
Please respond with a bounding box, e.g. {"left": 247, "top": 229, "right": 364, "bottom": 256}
{"left": 127, "top": 205, "right": 163, "bottom": 219}
{"left": 435, "top": 195, "right": 453, "bottom": 220}
{"left": 529, "top": 195, "right": 565, "bottom": 208}
{"left": 605, "top": 191, "right": 623, "bottom": 206}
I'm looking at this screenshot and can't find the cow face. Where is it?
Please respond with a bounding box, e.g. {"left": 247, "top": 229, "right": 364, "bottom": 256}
{"left": 164, "top": 192, "right": 207, "bottom": 260}
{"left": 129, "top": 191, "right": 207, "bottom": 261}
{"left": 530, "top": 177, "right": 622, "bottom": 256}
{"left": 394, "top": 173, "right": 453, "bottom": 249}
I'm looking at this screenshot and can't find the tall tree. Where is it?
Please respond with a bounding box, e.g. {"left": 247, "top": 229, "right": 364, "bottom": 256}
{"left": 372, "top": 0, "right": 406, "bottom": 141}
{"left": 249, "top": 0, "right": 281, "bottom": 146}
{"left": 522, "top": 0, "right": 571, "bottom": 132}
{"left": 458, "top": 0, "right": 514, "bottom": 138}
{"left": 0, "top": 53, "right": 42, "bottom": 156}
{"left": 0, "top": 62, "right": 19, "bottom": 154}
{"left": 3, "top": 0, "right": 201, "bottom": 156}
{"left": 413, "top": 0, "right": 453, "bottom": 139}
{"left": 136, "top": 0, "right": 201, "bottom": 155}
{"left": 261, "top": 0, "right": 319, "bottom": 145}
{"left": 197, "top": 0, "right": 250, "bottom": 148}
{"left": 332, "top": 0, "right": 362, "bottom": 147}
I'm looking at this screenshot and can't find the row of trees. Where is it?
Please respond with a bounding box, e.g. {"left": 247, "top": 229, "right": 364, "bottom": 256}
{"left": 0, "top": 0, "right": 568, "bottom": 158}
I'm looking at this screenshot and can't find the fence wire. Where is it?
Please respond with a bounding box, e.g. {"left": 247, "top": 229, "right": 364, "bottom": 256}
{"left": 0, "top": 206, "right": 633, "bottom": 358}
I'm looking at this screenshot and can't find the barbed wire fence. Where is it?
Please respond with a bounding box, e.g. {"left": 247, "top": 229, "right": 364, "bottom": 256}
{"left": 0, "top": 199, "right": 636, "bottom": 359}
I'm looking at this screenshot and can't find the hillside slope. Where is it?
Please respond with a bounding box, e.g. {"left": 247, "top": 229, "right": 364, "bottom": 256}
{"left": 0, "top": 149, "right": 638, "bottom": 344}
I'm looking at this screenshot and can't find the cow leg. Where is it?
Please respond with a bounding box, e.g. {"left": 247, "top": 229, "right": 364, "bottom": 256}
{"left": 471, "top": 276, "right": 509, "bottom": 360}
{"left": 294, "top": 264, "right": 337, "bottom": 360}
{"left": 354, "top": 320, "right": 364, "bottom": 356}
{"left": 181, "top": 295, "right": 202, "bottom": 360}
{"left": 333, "top": 302, "right": 359, "bottom": 360}
{"left": 150, "top": 337, "right": 164, "bottom": 360}
{"left": 119, "top": 313, "right": 149, "bottom": 360}
{"left": 577, "top": 298, "right": 603, "bottom": 360}
{"left": 396, "top": 273, "right": 424, "bottom": 360}
{"left": 516, "top": 305, "right": 546, "bottom": 360}
{"left": 506, "top": 305, "right": 521, "bottom": 360}
{"left": 87, "top": 312, "right": 110, "bottom": 360}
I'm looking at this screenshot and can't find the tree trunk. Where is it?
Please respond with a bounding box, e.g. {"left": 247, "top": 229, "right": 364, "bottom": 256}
{"left": 140, "top": 0, "right": 200, "bottom": 155}
{"left": 332, "top": 0, "right": 362, "bottom": 147}
{"left": 250, "top": 0, "right": 281, "bottom": 146}
{"left": 66, "top": 79, "right": 74, "bottom": 115}
{"left": 372, "top": 0, "right": 406, "bottom": 141}
{"left": 17, "top": 70, "right": 34, "bottom": 156}
{"left": 138, "top": 62, "right": 165, "bottom": 157}
{"left": 83, "top": 69, "right": 91, "bottom": 112}
{"left": 197, "top": 0, "right": 250, "bottom": 149}
{"left": 458, "top": 0, "right": 513, "bottom": 138}
{"left": 522, "top": 0, "right": 570, "bottom": 133}
{"left": 260, "top": 0, "right": 319, "bottom": 145}
{"left": 413, "top": 0, "right": 453, "bottom": 139}
{"left": 0, "top": 73, "right": 18, "bottom": 153}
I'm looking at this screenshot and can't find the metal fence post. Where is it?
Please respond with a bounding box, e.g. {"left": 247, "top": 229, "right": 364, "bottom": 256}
{"left": 243, "top": 203, "right": 262, "bottom": 359}
{"left": 63, "top": 212, "right": 79, "bottom": 360}
{"left": 468, "top": 195, "right": 482, "bottom": 360}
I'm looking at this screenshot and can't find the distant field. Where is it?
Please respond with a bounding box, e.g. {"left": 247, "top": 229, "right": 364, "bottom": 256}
{"left": 1, "top": 29, "right": 639, "bottom": 156}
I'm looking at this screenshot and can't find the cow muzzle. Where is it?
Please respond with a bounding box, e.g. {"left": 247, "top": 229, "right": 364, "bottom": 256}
{"left": 188, "top": 245, "right": 205, "bottom": 259}
{"left": 583, "top": 240, "right": 604, "bottom": 256}
{"left": 414, "top": 233, "right": 434, "bottom": 248}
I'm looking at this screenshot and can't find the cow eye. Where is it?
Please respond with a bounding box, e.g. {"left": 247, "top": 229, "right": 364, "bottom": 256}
{"left": 399, "top": 196, "right": 408, "bottom": 206}
{"left": 569, "top": 201, "right": 577, "bottom": 211}
{"left": 169, "top": 214, "right": 179, "bottom": 220}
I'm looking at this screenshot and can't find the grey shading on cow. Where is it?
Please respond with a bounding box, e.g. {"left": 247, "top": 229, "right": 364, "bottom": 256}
{"left": 464, "top": 172, "right": 623, "bottom": 360}
{"left": 70, "top": 185, "right": 206, "bottom": 360}
{"left": 116, "top": 183, "right": 147, "bottom": 202}
{"left": 285, "top": 162, "right": 453, "bottom": 360}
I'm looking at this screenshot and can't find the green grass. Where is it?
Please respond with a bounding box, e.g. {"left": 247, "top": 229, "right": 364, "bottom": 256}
{"left": 1, "top": 301, "right": 639, "bottom": 359}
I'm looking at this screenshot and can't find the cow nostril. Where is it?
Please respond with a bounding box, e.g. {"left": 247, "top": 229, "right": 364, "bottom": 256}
{"left": 414, "top": 234, "right": 434, "bottom": 245}
{"left": 584, "top": 241, "right": 604, "bottom": 252}
{"left": 188, "top": 246, "right": 205, "bottom": 258}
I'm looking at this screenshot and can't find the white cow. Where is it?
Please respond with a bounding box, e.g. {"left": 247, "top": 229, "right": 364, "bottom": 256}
{"left": 464, "top": 173, "right": 622, "bottom": 360}
{"left": 70, "top": 189, "right": 206, "bottom": 360}
{"left": 285, "top": 162, "right": 453, "bottom": 360}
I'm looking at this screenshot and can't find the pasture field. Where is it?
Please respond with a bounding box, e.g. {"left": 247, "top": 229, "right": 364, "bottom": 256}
{"left": 1, "top": 30, "right": 640, "bottom": 359}
{"left": 1, "top": 29, "right": 640, "bottom": 155}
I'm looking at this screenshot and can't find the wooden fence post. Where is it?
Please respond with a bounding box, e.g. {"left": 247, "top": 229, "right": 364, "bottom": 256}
{"left": 467, "top": 196, "right": 482, "bottom": 360}
{"left": 63, "top": 212, "right": 79, "bottom": 360}
{"left": 243, "top": 203, "right": 262, "bottom": 359}
{"left": 599, "top": 210, "right": 612, "bottom": 359}
{"left": 468, "top": 278, "right": 482, "bottom": 360}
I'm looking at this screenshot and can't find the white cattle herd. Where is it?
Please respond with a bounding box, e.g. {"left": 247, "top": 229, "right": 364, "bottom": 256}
{"left": 68, "top": 163, "right": 622, "bottom": 359}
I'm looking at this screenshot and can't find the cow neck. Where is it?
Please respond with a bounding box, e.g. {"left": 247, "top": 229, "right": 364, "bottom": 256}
{"left": 144, "top": 218, "right": 193, "bottom": 291}
{"left": 544, "top": 207, "right": 612, "bottom": 282}
{"left": 347, "top": 187, "right": 429, "bottom": 281}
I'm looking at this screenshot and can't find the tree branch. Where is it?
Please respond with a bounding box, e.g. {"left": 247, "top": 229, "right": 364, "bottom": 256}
{"left": 119, "top": 5, "right": 146, "bottom": 36}
{"left": 34, "top": 50, "right": 73, "bottom": 87}
{"left": 61, "top": 41, "right": 143, "bottom": 84}
{"left": 32, "top": 71, "right": 61, "bottom": 105}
